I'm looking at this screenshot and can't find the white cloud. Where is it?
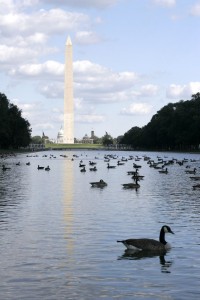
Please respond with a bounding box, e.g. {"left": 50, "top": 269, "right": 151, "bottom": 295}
{"left": 166, "top": 82, "right": 200, "bottom": 99}
{"left": 39, "top": 0, "right": 119, "bottom": 9}
{"left": 76, "top": 114, "right": 105, "bottom": 123}
{"left": 139, "top": 84, "right": 158, "bottom": 97}
{"left": 74, "top": 98, "right": 84, "bottom": 110}
{"left": 34, "top": 122, "right": 55, "bottom": 130}
{"left": 74, "top": 60, "right": 138, "bottom": 92}
{"left": 152, "top": 0, "right": 176, "bottom": 8}
{"left": 16, "top": 60, "right": 139, "bottom": 103}
{"left": 121, "top": 103, "right": 152, "bottom": 116}
{"left": 0, "top": 45, "right": 38, "bottom": 65}
{"left": 0, "top": 9, "right": 90, "bottom": 37}
{"left": 39, "top": 82, "right": 64, "bottom": 98}
{"left": 75, "top": 31, "right": 102, "bottom": 44}
{"left": 190, "top": 3, "right": 200, "bottom": 16}
{"left": 10, "top": 61, "right": 64, "bottom": 77}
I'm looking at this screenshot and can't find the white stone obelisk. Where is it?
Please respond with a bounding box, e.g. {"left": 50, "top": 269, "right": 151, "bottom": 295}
{"left": 63, "top": 36, "right": 74, "bottom": 144}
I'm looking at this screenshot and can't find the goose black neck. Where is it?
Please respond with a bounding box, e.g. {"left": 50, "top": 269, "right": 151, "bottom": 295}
{"left": 159, "top": 227, "right": 167, "bottom": 245}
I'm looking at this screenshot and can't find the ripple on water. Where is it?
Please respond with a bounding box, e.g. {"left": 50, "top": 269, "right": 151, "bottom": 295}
{"left": 0, "top": 151, "right": 200, "bottom": 299}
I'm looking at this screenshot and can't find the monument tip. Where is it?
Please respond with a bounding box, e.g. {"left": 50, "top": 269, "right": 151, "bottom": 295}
{"left": 66, "top": 36, "right": 72, "bottom": 46}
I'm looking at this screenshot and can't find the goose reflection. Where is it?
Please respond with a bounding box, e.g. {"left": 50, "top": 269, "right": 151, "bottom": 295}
{"left": 118, "top": 249, "right": 173, "bottom": 273}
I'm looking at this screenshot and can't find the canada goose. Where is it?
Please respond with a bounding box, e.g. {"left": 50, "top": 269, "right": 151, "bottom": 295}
{"left": 2, "top": 165, "right": 11, "bottom": 171}
{"left": 190, "top": 176, "right": 200, "bottom": 181}
{"left": 107, "top": 163, "right": 116, "bottom": 169}
{"left": 122, "top": 182, "right": 140, "bottom": 189}
{"left": 89, "top": 166, "right": 97, "bottom": 171}
{"left": 159, "top": 168, "right": 168, "bottom": 174}
{"left": 79, "top": 163, "right": 85, "bottom": 168}
{"left": 185, "top": 168, "right": 196, "bottom": 174}
{"left": 131, "top": 174, "right": 144, "bottom": 180}
{"left": 90, "top": 179, "right": 107, "bottom": 188}
{"left": 89, "top": 161, "right": 96, "bottom": 166}
{"left": 45, "top": 166, "right": 50, "bottom": 171}
{"left": 80, "top": 166, "right": 86, "bottom": 172}
{"left": 133, "top": 163, "right": 141, "bottom": 169}
{"left": 193, "top": 184, "right": 200, "bottom": 189}
{"left": 37, "top": 165, "right": 44, "bottom": 170}
{"left": 117, "top": 225, "right": 174, "bottom": 251}
{"left": 117, "top": 161, "right": 125, "bottom": 166}
{"left": 127, "top": 169, "right": 138, "bottom": 175}
{"left": 122, "top": 177, "right": 140, "bottom": 189}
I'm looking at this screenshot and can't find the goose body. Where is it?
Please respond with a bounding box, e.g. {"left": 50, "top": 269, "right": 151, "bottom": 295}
{"left": 159, "top": 168, "right": 168, "bottom": 174}
{"left": 107, "top": 163, "right": 116, "bottom": 169}
{"left": 89, "top": 166, "right": 97, "bottom": 171}
{"left": 193, "top": 184, "right": 200, "bottom": 189}
{"left": 122, "top": 182, "right": 140, "bottom": 189}
{"left": 117, "top": 225, "right": 174, "bottom": 251}
{"left": 185, "top": 168, "right": 196, "bottom": 174}
{"left": 2, "top": 165, "right": 11, "bottom": 171}
{"left": 90, "top": 179, "right": 107, "bottom": 188}
{"left": 37, "top": 165, "right": 44, "bottom": 170}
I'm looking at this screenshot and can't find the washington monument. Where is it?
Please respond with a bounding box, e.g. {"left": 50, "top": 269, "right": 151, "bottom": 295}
{"left": 63, "top": 36, "right": 74, "bottom": 144}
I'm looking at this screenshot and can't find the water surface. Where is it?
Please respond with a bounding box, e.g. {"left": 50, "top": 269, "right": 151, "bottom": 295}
{"left": 0, "top": 150, "right": 200, "bottom": 299}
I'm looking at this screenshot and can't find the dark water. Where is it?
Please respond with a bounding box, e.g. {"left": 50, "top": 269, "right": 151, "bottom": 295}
{"left": 0, "top": 150, "right": 200, "bottom": 299}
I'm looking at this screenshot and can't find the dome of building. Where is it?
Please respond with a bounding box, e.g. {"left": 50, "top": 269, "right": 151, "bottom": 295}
{"left": 57, "top": 127, "right": 64, "bottom": 143}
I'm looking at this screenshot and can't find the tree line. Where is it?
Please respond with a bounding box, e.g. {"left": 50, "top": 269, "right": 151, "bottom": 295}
{"left": 120, "top": 93, "right": 200, "bottom": 151}
{"left": 0, "top": 93, "right": 31, "bottom": 149}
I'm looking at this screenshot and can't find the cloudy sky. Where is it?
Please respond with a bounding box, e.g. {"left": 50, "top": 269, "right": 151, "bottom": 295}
{"left": 1, "top": 0, "right": 200, "bottom": 140}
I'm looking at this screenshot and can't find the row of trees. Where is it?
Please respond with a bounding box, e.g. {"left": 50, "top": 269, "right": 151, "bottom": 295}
{"left": 2, "top": 90, "right": 200, "bottom": 151}
{"left": 0, "top": 93, "right": 31, "bottom": 149}
{"left": 120, "top": 93, "right": 200, "bottom": 151}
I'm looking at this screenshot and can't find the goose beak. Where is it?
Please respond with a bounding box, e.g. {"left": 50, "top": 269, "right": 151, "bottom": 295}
{"left": 170, "top": 229, "right": 174, "bottom": 234}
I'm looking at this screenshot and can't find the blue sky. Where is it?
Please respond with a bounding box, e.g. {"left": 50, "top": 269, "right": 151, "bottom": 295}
{"left": 0, "top": 0, "right": 200, "bottom": 140}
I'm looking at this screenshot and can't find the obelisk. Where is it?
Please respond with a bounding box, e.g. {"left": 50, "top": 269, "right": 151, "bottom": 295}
{"left": 63, "top": 36, "right": 74, "bottom": 144}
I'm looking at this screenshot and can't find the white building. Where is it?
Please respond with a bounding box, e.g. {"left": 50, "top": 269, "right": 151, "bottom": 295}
{"left": 57, "top": 127, "right": 64, "bottom": 143}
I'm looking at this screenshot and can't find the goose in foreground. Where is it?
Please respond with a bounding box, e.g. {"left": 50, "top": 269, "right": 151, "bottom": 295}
{"left": 117, "top": 225, "right": 174, "bottom": 251}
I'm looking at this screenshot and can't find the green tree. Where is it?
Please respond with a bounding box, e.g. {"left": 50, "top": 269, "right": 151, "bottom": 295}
{"left": 0, "top": 93, "right": 31, "bottom": 148}
{"left": 31, "top": 136, "right": 43, "bottom": 144}
{"left": 102, "top": 132, "right": 113, "bottom": 146}
{"left": 120, "top": 92, "right": 200, "bottom": 151}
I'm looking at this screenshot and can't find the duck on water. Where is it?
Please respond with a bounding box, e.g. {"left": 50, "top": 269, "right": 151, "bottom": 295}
{"left": 117, "top": 225, "right": 174, "bottom": 251}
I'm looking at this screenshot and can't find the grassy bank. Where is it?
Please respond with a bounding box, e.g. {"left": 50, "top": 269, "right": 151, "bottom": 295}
{"left": 45, "top": 143, "right": 104, "bottom": 150}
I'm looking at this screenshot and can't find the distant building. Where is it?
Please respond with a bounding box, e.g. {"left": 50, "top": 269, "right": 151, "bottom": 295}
{"left": 42, "top": 132, "right": 49, "bottom": 144}
{"left": 57, "top": 127, "right": 64, "bottom": 143}
{"left": 82, "top": 133, "right": 93, "bottom": 144}
{"left": 75, "top": 131, "right": 94, "bottom": 144}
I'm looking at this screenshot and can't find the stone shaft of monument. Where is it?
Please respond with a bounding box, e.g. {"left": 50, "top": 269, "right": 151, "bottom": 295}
{"left": 64, "top": 36, "right": 74, "bottom": 144}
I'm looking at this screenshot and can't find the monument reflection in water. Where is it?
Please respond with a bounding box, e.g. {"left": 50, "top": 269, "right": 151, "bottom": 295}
{"left": 63, "top": 159, "right": 74, "bottom": 256}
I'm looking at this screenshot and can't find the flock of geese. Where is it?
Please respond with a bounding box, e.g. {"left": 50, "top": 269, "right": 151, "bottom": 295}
{"left": 1, "top": 152, "right": 200, "bottom": 191}
{"left": 1, "top": 151, "right": 200, "bottom": 252}
{"left": 77, "top": 153, "right": 200, "bottom": 191}
{"left": 0, "top": 154, "right": 200, "bottom": 190}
